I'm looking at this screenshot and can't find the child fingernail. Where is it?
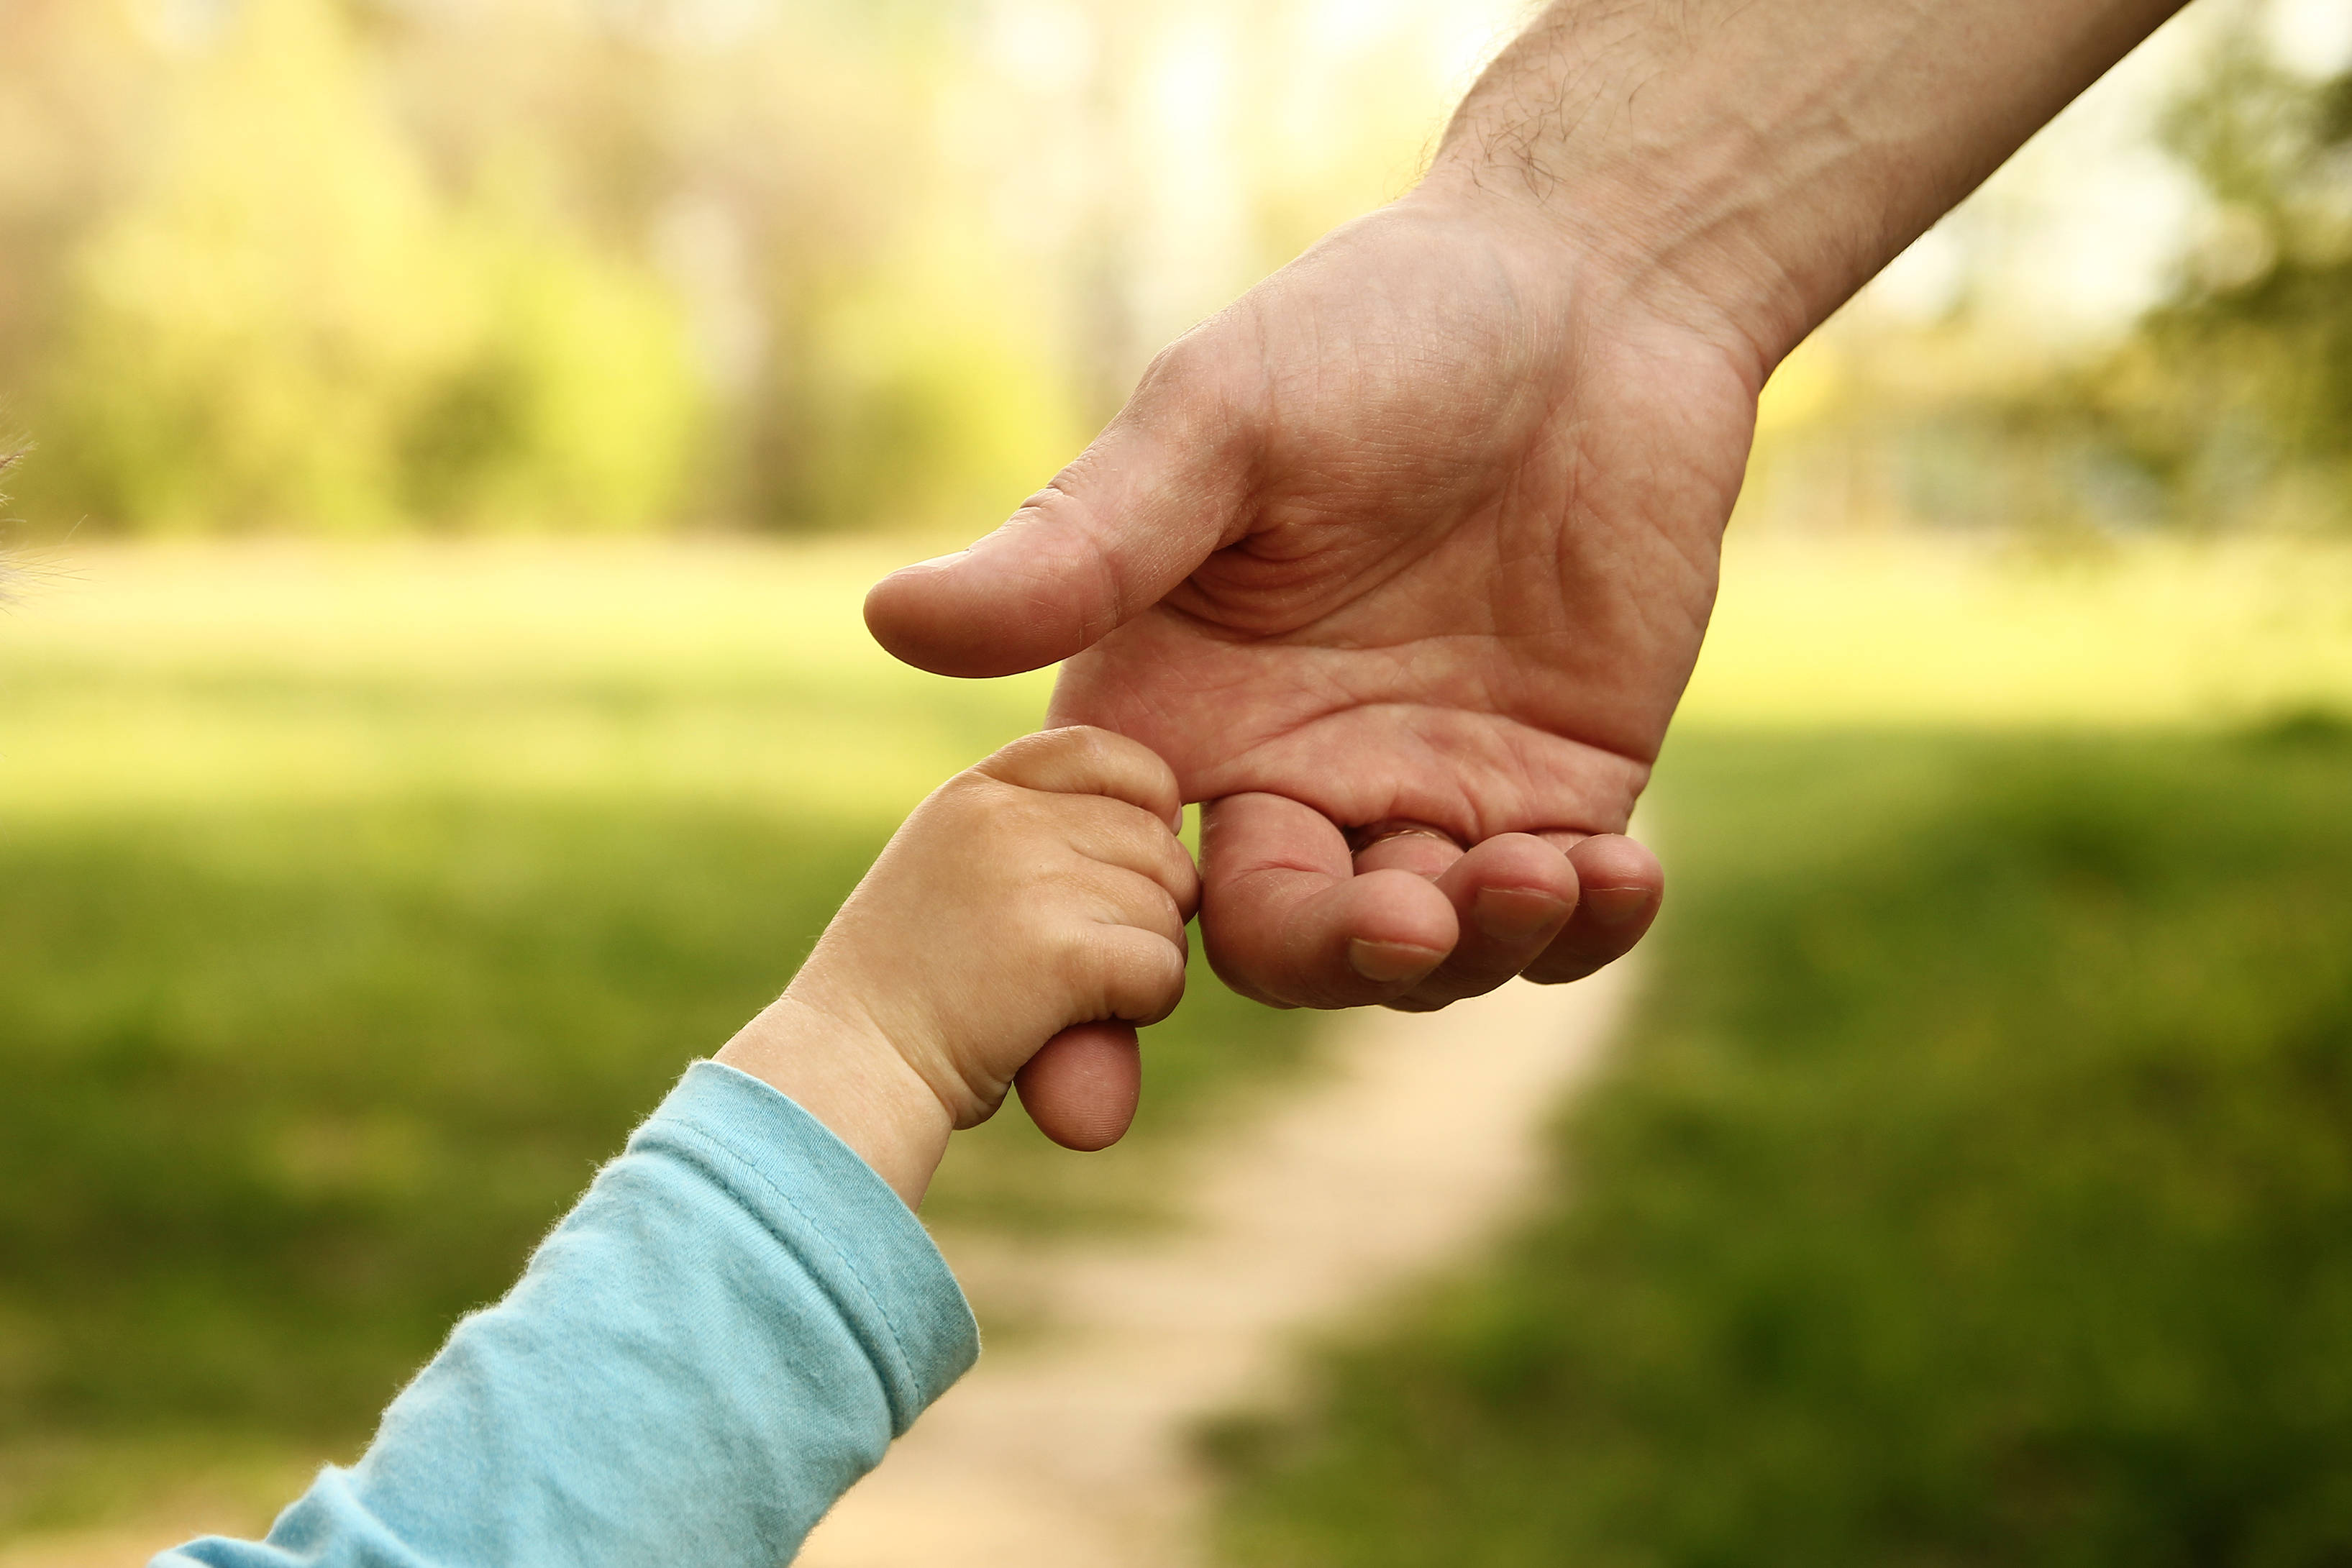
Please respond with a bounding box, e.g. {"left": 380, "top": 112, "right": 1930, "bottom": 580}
{"left": 1474, "top": 887, "right": 1567, "bottom": 942}
{"left": 1349, "top": 938, "right": 1441, "bottom": 983}
{"left": 1581, "top": 885, "right": 1651, "bottom": 926}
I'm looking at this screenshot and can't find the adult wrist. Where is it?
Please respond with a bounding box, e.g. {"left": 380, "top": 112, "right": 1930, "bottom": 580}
{"left": 1413, "top": 4, "right": 1836, "bottom": 380}
{"left": 1418, "top": 0, "right": 2187, "bottom": 382}
{"left": 1405, "top": 155, "right": 1797, "bottom": 388}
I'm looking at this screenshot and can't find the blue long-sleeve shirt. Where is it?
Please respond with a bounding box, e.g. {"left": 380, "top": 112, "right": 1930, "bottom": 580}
{"left": 159, "top": 1061, "right": 980, "bottom": 1567}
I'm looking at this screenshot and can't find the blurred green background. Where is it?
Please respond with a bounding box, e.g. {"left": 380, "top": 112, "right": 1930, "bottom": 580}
{"left": 4, "top": 0, "right": 2352, "bottom": 1563}
{"left": 0, "top": 546, "right": 1325, "bottom": 1546}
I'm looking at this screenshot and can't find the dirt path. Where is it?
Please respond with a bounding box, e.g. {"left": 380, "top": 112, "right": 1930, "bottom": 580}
{"left": 798, "top": 967, "right": 1634, "bottom": 1568}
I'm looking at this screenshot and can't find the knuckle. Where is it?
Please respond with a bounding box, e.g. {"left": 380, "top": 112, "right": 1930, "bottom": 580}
{"left": 977, "top": 730, "right": 1066, "bottom": 786}
{"left": 1044, "top": 919, "right": 1103, "bottom": 982}
{"left": 919, "top": 773, "right": 1001, "bottom": 838}
{"left": 942, "top": 757, "right": 1026, "bottom": 806}
{"left": 988, "top": 724, "right": 1111, "bottom": 787}
{"left": 975, "top": 726, "right": 1177, "bottom": 818}
{"left": 1036, "top": 722, "right": 1107, "bottom": 755}
{"left": 1131, "top": 327, "right": 1259, "bottom": 442}
{"left": 1136, "top": 334, "right": 1210, "bottom": 396}
{"left": 1109, "top": 799, "right": 1171, "bottom": 845}
{"left": 1142, "top": 885, "right": 1190, "bottom": 947}
{"left": 1058, "top": 724, "right": 1153, "bottom": 782}
{"left": 1144, "top": 941, "right": 1190, "bottom": 1013}
{"left": 1111, "top": 934, "right": 1188, "bottom": 1019}
{"left": 1011, "top": 465, "right": 1088, "bottom": 523}
{"left": 1050, "top": 724, "right": 1122, "bottom": 779}
{"left": 1138, "top": 921, "right": 1188, "bottom": 977}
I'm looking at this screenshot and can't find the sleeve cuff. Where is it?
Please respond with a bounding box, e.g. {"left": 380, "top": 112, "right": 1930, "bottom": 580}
{"left": 626, "top": 1059, "right": 979, "bottom": 1431}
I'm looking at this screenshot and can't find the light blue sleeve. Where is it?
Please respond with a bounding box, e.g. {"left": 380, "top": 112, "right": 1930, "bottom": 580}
{"left": 157, "top": 1060, "right": 979, "bottom": 1568}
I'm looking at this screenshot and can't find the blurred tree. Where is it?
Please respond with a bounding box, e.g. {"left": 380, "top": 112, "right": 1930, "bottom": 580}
{"left": 20, "top": 0, "right": 700, "bottom": 533}
{"left": 0, "top": 0, "right": 1513, "bottom": 535}
{"left": 402, "top": 165, "right": 703, "bottom": 531}
{"left": 2088, "top": 22, "right": 2352, "bottom": 532}
{"left": 1725, "top": 1, "right": 2352, "bottom": 542}
{"left": 0, "top": 3, "right": 165, "bottom": 413}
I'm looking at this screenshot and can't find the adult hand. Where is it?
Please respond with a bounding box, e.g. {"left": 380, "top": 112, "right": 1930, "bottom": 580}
{"left": 867, "top": 183, "right": 1759, "bottom": 1010}
{"left": 867, "top": 0, "right": 2179, "bottom": 1021}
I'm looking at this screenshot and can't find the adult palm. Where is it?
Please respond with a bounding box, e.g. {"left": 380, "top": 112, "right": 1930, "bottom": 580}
{"left": 866, "top": 189, "right": 1764, "bottom": 1013}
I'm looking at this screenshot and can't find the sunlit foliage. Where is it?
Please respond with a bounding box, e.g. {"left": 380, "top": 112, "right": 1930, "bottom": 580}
{"left": 0, "top": 0, "right": 1507, "bottom": 535}
{"left": 21, "top": 0, "right": 701, "bottom": 533}
{"left": 2086, "top": 26, "right": 2352, "bottom": 531}
{"left": 1737, "top": 7, "right": 2352, "bottom": 541}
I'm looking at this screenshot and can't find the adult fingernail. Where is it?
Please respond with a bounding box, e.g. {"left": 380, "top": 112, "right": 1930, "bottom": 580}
{"left": 1348, "top": 938, "right": 1441, "bottom": 983}
{"left": 1581, "top": 885, "right": 1651, "bottom": 926}
{"left": 1474, "top": 887, "right": 1567, "bottom": 942}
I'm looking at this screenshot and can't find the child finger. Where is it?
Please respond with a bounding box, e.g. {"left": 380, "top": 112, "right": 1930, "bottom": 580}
{"left": 1049, "top": 857, "right": 1190, "bottom": 950}
{"left": 1080, "top": 924, "right": 1190, "bottom": 1026}
{"left": 974, "top": 726, "right": 1183, "bottom": 830}
{"left": 1128, "top": 867, "right": 1193, "bottom": 952}
{"left": 1057, "top": 797, "right": 1201, "bottom": 913}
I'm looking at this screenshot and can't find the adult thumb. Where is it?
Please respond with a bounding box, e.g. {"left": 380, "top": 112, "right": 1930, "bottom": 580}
{"left": 864, "top": 356, "right": 1252, "bottom": 678}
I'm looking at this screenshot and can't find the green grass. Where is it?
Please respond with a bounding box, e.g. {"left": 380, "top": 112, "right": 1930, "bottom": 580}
{"left": 10, "top": 537, "right": 2348, "bottom": 1546}
{"left": 1682, "top": 533, "right": 2352, "bottom": 730}
{"left": 0, "top": 543, "right": 1316, "bottom": 1534}
{"left": 1212, "top": 721, "right": 2352, "bottom": 1567}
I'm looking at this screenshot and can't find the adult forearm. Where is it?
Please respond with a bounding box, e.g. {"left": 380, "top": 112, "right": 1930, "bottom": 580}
{"left": 1426, "top": 0, "right": 2185, "bottom": 372}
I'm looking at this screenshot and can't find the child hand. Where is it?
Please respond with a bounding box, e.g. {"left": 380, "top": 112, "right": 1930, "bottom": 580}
{"left": 716, "top": 727, "right": 1198, "bottom": 1204}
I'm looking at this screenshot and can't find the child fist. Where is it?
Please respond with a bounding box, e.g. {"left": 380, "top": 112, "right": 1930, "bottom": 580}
{"left": 716, "top": 728, "right": 1198, "bottom": 1203}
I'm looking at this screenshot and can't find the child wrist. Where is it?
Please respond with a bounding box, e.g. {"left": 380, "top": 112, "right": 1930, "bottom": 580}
{"left": 715, "top": 990, "right": 956, "bottom": 1207}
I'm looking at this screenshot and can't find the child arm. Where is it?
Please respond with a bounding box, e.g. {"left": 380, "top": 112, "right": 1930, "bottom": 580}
{"left": 155, "top": 728, "right": 1195, "bottom": 1567}
{"left": 717, "top": 724, "right": 1197, "bottom": 1202}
